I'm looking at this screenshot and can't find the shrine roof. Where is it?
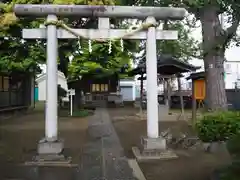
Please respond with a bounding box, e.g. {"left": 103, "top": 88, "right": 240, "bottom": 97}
{"left": 137, "top": 73, "right": 184, "bottom": 80}
{"left": 129, "top": 54, "right": 200, "bottom": 76}
{"left": 186, "top": 71, "right": 205, "bottom": 80}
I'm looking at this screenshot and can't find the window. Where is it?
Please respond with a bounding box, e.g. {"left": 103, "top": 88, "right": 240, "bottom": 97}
{"left": 91, "top": 84, "right": 108, "bottom": 92}
{"left": 3, "top": 77, "right": 9, "bottom": 91}
{"left": 101, "top": 84, "right": 104, "bottom": 91}
{"left": 0, "top": 76, "right": 2, "bottom": 91}
{"left": 225, "top": 63, "right": 231, "bottom": 74}
{"left": 104, "top": 84, "right": 108, "bottom": 91}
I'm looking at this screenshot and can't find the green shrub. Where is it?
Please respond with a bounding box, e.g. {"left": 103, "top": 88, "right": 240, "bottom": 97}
{"left": 72, "top": 109, "right": 93, "bottom": 117}
{"left": 218, "top": 164, "right": 240, "bottom": 180}
{"left": 195, "top": 111, "right": 240, "bottom": 142}
{"left": 218, "top": 135, "right": 240, "bottom": 180}
{"left": 227, "top": 134, "right": 240, "bottom": 159}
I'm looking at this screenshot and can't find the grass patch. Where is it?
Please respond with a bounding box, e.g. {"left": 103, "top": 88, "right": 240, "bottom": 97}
{"left": 216, "top": 164, "right": 240, "bottom": 180}
{"left": 71, "top": 109, "right": 94, "bottom": 117}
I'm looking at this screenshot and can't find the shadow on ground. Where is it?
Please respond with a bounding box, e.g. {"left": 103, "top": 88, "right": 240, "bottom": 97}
{"left": 0, "top": 103, "right": 89, "bottom": 180}
{"left": 0, "top": 105, "right": 231, "bottom": 180}
{"left": 109, "top": 107, "right": 231, "bottom": 180}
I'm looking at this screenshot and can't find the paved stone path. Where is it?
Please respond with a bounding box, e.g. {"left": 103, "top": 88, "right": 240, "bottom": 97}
{"left": 78, "top": 108, "right": 137, "bottom": 180}
{"left": 1, "top": 108, "right": 137, "bottom": 180}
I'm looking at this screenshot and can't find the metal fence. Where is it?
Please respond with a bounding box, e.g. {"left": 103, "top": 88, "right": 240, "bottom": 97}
{"left": 153, "top": 89, "right": 240, "bottom": 110}
{"left": 226, "top": 89, "right": 240, "bottom": 110}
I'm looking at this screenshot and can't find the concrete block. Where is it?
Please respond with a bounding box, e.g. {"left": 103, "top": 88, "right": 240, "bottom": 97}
{"left": 132, "top": 147, "right": 178, "bottom": 161}
{"left": 158, "top": 104, "right": 169, "bottom": 121}
{"left": 158, "top": 104, "right": 169, "bottom": 115}
{"left": 141, "top": 137, "right": 166, "bottom": 151}
{"left": 38, "top": 139, "right": 64, "bottom": 155}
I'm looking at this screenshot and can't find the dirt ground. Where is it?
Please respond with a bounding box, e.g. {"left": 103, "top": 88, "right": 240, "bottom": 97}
{"left": 0, "top": 104, "right": 89, "bottom": 179}
{"left": 0, "top": 105, "right": 232, "bottom": 180}
{"left": 109, "top": 107, "right": 231, "bottom": 180}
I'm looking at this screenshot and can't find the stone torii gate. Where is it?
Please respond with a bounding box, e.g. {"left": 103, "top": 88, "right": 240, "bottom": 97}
{"left": 14, "top": 4, "right": 186, "bottom": 157}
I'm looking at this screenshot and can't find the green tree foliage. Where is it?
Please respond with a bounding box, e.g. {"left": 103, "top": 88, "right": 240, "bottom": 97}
{"left": 137, "top": 19, "right": 200, "bottom": 66}
{"left": 0, "top": 0, "right": 134, "bottom": 78}
{"left": 68, "top": 39, "right": 132, "bottom": 79}
{"left": 158, "top": 21, "right": 200, "bottom": 61}
{"left": 0, "top": 0, "right": 45, "bottom": 74}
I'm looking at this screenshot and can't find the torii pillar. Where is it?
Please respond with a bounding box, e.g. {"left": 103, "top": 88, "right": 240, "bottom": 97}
{"left": 14, "top": 4, "right": 186, "bottom": 158}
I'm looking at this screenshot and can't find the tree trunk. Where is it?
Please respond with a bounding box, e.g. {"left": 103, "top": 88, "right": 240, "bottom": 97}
{"left": 177, "top": 77, "right": 185, "bottom": 114}
{"left": 73, "top": 89, "right": 82, "bottom": 111}
{"left": 167, "top": 78, "right": 171, "bottom": 108}
{"left": 163, "top": 79, "right": 168, "bottom": 106}
{"left": 200, "top": 6, "right": 227, "bottom": 111}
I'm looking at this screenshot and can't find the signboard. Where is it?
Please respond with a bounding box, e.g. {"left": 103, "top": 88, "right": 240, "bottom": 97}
{"left": 193, "top": 79, "right": 205, "bottom": 100}
{"left": 69, "top": 89, "right": 75, "bottom": 96}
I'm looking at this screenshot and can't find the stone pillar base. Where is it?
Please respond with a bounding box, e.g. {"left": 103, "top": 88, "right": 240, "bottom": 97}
{"left": 38, "top": 138, "right": 64, "bottom": 155}
{"left": 24, "top": 138, "right": 73, "bottom": 166}
{"left": 35, "top": 138, "right": 69, "bottom": 163}
{"left": 132, "top": 137, "right": 178, "bottom": 161}
{"left": 141, "top": 136, "right": 166, "bottom": 151}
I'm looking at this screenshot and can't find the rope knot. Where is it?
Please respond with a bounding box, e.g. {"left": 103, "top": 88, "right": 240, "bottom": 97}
{"left": 142, "top": 22, "right": 157, "bottom": 29}
{"left": 44, "top": 20, "right": 63, "bottom": 27}
{"left": 42, "top": 17, "right": 157, "bottom": 43}
{"left": 144, "top": 17, "right": 157, "bottom": 29}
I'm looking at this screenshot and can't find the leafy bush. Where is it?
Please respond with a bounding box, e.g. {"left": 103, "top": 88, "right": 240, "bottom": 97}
{"left": 72, "top": 109, "right": 93, "bottom": 117}
{"left": 217, "top": 135, "right": 240, "bottom": 180}
{"left": 218, "top": 164, "right": 240, "bottom": 180}
{"left": 195, "top": 111, "right": 240, "bottom": 142}
{"left": 215, "top": 138, "right": 240, "bottom": 180}
{"left": 227, "top": 134, "right": 240, "bottom": 159}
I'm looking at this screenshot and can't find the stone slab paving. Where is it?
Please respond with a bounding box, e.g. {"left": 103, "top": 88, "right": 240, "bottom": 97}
{"left": 78, "top": 108, "right": 137, "bottom": 180}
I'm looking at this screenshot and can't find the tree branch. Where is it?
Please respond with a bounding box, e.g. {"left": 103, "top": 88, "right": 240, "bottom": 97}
{"left": 223, "top": 15, "right": 240, "bottom": 44}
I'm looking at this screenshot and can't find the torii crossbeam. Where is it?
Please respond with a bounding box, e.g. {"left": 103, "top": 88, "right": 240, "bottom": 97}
{"left": 14, "top": 4, "right": 186, "bottom": 158}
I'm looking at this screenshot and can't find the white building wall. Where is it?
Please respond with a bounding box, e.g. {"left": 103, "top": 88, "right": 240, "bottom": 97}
{"left": 181, "top": 60, "right": 240, "bottom": 90}
{"left": 58, "top": 77, "right": 69, "bottom": 102}
{"left": 37, "top": 72, "right": 69, "bottom": 101}
{"left": 119, "top": 80, "right": 136, "bottom": 101}
{"left": 38, "top": 79, "right": 46, "bottom": 101}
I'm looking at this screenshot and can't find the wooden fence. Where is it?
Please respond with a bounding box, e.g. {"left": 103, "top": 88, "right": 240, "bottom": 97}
{"left": 0, "top": 73, "right": 33, "bottom": 109}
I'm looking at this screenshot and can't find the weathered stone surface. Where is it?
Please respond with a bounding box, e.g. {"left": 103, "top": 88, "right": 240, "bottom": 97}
{"left": 132, "top": 147, "right": 178, "bottom": 161}
{"left": 88, "top": 124, "right": 112, "bottom": 139}
{"left": 79, "top": 108, "right": 137, "bottom": 180}
{"left": 80, "top": 109, "right": 135, "bottom": 180}
{"left": 141, "top": 137, "right": 167, "bottom": 150}
{"left": 38, "top": 139, "right": 64, "bottom": 155}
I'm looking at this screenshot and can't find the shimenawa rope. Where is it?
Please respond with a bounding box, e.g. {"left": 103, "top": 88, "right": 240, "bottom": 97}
{"left": 44, "top": 20, "right": 157, "bottom": 42}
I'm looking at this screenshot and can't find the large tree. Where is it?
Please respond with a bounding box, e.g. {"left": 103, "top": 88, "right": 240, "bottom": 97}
{"left": 150, "top": 0, "right": 240, "bottom": 111}
{"left": 186, "top": 0, "right": 240, "bottom": 111}
{"left": 0, "top": 0, "right": 139, "bottom": 111}
{"left": 171, "top": 0, "right": 240, "bottom": 111}
{"left": 0, "top": 0, "right": 116, "bottom": 75}
{"left": 68, "top": 40, "right": 134, "bottom": 79}
{"left": 0, "top": 0, "right": 138, "bottom": 78}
